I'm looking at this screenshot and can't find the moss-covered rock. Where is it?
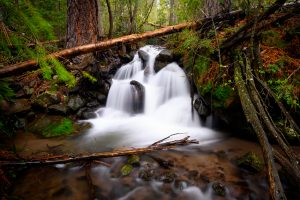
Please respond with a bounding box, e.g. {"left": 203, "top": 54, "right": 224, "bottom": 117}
{"left": 236, "top": 152, "right": 263, "bottom": 172}
{"left": 27, "top": 115, "right": 74, "bottom": 138}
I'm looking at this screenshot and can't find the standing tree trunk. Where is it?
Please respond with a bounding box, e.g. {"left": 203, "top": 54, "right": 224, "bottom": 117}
{"left": 97, "top": 0, "right": 104, "bottom": 39}
{"left": 128, "top": 0, "right": 139, "bottom": 34}
{"left": 169, "top": 0, "right": 175, "bottom": 25}
{"left": 66, "top": 0, "right": 98, "bottom": 48}
{"left": 105, "top": 0, "right": 113, "bottom": 38}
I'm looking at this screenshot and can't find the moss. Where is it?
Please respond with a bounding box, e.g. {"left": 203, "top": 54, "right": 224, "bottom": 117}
{"left": 236, "top": 152, "right": 263, "bottom": 172}
{"left": 41, "top": 118, "right": 73, "bottom": 138}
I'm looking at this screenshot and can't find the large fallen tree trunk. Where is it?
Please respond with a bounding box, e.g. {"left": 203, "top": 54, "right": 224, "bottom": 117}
{"left": 0, "top": 10, "right": 245, "bottom": 78}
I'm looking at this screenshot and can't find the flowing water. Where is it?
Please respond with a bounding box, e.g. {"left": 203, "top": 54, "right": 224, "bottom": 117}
{"left": 10, "top": 46, "right": 271, "bottom": 200}
{"left": 82, "top": 45, "right": 221, "bottom": 150}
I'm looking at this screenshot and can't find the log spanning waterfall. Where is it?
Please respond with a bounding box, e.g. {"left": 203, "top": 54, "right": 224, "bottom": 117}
{"left": 84, "top": 46, "right": 221, "bottom": 149}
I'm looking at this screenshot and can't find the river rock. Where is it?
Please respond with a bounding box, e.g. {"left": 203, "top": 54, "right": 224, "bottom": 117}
{"left": 193, "top": 96, "right": 211, "bottom": 117}
{"left": 67, "top": 95, "right": 86, "bottom": 111}
{"left": 212, "top": 182, "right": 226, "bottom": 196}
{"left": 138, "top": 49, "right": 149, "bottom": 69}
{"left": 236, "top": 152, "right": 263, "bottom": 172}
{"left": 97, "top": 93, "right": 107, "bottom": 105}
{"left": 130, "top": 80, "right": 145, "bottom": 113}
{"left": 32, "top": 91, "right": 60, "bottom": 108}
{"left": 1, "top": 99, "right": 31, "bottom": 115}
{"left": 86, "top": 100, "right": 100, "bottom": 108}
{"left": 27, "top": 115, "right": 65, "bottom": 135}
{"left": 154, "top": 49, "right": 173, "bottom": 73}
{"left": 48, "top": 104, "right": 69, "bottom": 115}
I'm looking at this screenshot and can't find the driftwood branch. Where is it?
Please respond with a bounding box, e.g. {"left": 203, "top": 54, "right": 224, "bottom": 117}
{"left": 0, "top": 136, "right": 198, "bottom": 167}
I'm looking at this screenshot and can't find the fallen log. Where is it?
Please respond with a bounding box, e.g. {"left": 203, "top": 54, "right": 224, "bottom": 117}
{"left": 0, "top": 136, "right": 198, "bottom": 166}
{"left": 0, "top": 10, "right": 244, "bottom": 78}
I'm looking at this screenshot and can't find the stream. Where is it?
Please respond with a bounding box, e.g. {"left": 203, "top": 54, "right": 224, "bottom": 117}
{"left": 10, "top": 46, "right": 271, "bottom": 200}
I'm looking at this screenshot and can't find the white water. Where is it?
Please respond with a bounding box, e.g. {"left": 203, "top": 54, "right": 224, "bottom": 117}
{"left": 83, "top": 45, "right": 221, "bottom": 149}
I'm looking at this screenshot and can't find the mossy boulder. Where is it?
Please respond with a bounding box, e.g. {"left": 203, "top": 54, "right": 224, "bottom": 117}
{"left": 32, "top": 91, "right": 60, "bottom": 108}
{"left": 27, "top": 115, "right": 74, "bottom": 138}
{"left": 236, "top": 152, "right": 263, "bottom": 172}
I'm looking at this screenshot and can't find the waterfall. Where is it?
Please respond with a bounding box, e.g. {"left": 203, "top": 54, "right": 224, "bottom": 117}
{"left": 83, "top": 45, "right": 221, "bottom": 149}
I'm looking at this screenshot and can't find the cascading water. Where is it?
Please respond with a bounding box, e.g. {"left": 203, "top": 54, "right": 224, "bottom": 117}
{"left": 83, "top": 45, "right": 221, "bottom": 149}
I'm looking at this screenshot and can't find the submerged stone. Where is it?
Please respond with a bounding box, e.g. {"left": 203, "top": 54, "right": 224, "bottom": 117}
{"left": 212, "top": 182, "right": 226, "bottom": 197}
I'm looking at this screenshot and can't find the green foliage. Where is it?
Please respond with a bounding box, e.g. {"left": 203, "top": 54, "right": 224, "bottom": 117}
{"left": 41, "top": 118, "right": 73, "bottom": 138}
{"left": 194, "top": 56, "right": 210, "bottom": 75}
{"left": 261, "top": 30, "right": 287, "bottom": 48}
{"left": 268, "top": 79, "right": 299, "bottom": 109}
{"left": 82, "top": 71, "right": 97, "bottom": 84}
{"left": 0, "top": 80, "right": 15, "bottom": 101}
{"left": 0, "top": 0, "right": 73, "bottom": 87}
{"left": 213, "top": 85, "right": 232, "bottom": 102}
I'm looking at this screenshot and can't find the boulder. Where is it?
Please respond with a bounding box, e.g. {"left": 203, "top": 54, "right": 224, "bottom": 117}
{"left": 32, "top": 91, "right": 60, "bottom": 108}
{"left": 193, "top": 96, "right": 211, "bottom": 117}
{"left": 48, "top": 104, "right": 69, "bottom": 115}
{"left": 67, "top": 95, "right": 86, "bottom": 111}
{"left": 138, "top": 49, "right": 149, "bottom": 69}
{"left": 130, "top": 80, "right": 145, "bottom": 113}
{"left": 1, "top": 99, "right": 31, "bottom": 115}
{"left": 236, "top": 152, "right": 263, "bottom": 172}
{"left": 97, "top": 93, "right": 107, "bottom": 105}
{"left": 154, "top": 49, "right": 173, "bottom": 73}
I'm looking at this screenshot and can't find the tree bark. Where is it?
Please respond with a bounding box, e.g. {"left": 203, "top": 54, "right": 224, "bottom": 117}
{"left": 66, "top": 0, "right": 98, "bottom": 48}
{"left": 97, "top": 0, "right": 104, "bottom": 38}
{"left": 105, "top": 0, "right": 113, "bottom": 38}
{"left": 234, "top": 55, "right": 286, "bottom": 200}
{"left": 0, "top": 10, "right": 245, "bottom": 78}
{"left": 169, "top": 0, "right": 175, "bottom": 25}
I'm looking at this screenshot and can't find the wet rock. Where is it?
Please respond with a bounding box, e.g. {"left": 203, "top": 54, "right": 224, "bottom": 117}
{"left": 212, "top": 182, "right": 226, "bottom": 197}
{"left": 193, "top": 96, "right": 211, "bottom": 117}
{"left": 154, "top": 49, "right": 173, "bottom": 73}
{"left": 97, "top": 93, "right": 107, "bottom": 104}
{"left": 2, "top": 99, "right": 31, "bottom": 115}
{"left": 32, "top": 91, "right": 60, "bottom": 108}
{"left": 82, "top": 111, "right": 97, "bottom": 119}
{"left": 48, "top": 104, "right": 69, "bottom": 115}
{"left": 138, "top": 50, "right": 149, "bottom": 68}
{"left": 14, "top": 118, "right": 26, "bottom": 129}
{"left": 86, "top": 100, "right": 100, "bottom": 108}
{"left": 52, "top": 186, "right": 73, "bottom": 197}
{"left": 67, "top": 95, "right": 86, "bottom": 111}
{"left": 27, "top": 115, "right": 73, "bottom": 137}
{"left": 156, "top": 171, "right": 176, "bottom": 183}
{"left": 130, "top": 80, "right": 145, "bottom": 113}
{"left": 174, "top": 180, "right": 188, "bottom": 190}
{"left": 139, "top": 170, "right": 154, "bottom": 181}
{"left": 236, "top": 152, "right": 263, "bottom": 172}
